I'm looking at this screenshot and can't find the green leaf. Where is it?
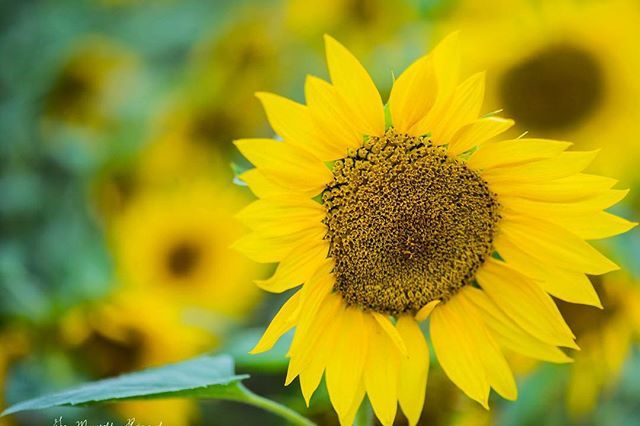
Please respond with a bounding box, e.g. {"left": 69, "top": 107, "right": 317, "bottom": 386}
{"left": 2, "top": 354, "right": 315, "bottom": 426}
{"left": 2, "top": 355, "right": 246, "bottom": 416}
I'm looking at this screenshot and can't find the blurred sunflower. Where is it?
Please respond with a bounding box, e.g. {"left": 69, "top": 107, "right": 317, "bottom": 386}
{"left": 560, "top": 272, "right": 640, "bottom": 417}
{"left": 61, "top": 292, "right": 210, "bottom": 425}
{"left": 177, "top": 13, "right": 284, "bottom": 150}
{"left": 0, "top": 328, "right": 30, "bottom": 426}
{"left": 284, "top": 0, "right": 417, "bottom": 47}
{"left": 111, "top": 177, "right": 262, "bottom": 318}
{"left": 133, "top": 127, "right": 221, "bottom": 191}
{"left": 234, "top": 34, "right": 635, "bottom": 425}
{"left": 91, "top": 106, "right": 228, "bottom": 220}
{"left": 438, "top": 0, "right": 640, "bottom": 187}
{"left": 63, "top": 168, "right": 263, "bottom": 423}
{"left": 41, "top": 36, "right": 137, "bottom": 131}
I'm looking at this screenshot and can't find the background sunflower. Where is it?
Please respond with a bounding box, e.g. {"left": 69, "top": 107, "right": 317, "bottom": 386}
{"left": 111, "top": 182, "right": 262, "bottom": 314}
{"left": 437, "top": 0, "right": 640, "bottom": 190}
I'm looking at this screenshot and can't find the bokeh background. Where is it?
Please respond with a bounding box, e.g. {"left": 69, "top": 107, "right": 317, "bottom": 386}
{"left": 1, "top": 0, "right": 639, "bottom": 425}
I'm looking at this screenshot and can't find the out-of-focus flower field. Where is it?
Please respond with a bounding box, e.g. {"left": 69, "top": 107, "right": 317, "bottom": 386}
{"left": 1, "top": 0, "right": 639, "bottom": 425}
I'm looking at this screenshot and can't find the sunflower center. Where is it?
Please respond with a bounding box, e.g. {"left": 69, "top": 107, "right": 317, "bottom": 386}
{"left": 323, "top": 129, "right": 500, "bottom": 315}
{"left": 500, "top": 44, "right": 604, "bottom": 132}
{"left": 78, "top": 328, "right": 145, "bottom": 377}
{"left": 166, "top": 240, "right": 201, "bottom": 278}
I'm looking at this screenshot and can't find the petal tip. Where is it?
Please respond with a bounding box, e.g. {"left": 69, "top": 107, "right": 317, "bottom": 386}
{"left": 415, "top": 299, "right": 441, "bottom": 322}
{"left": 323, "top": 33, "right": 337, "bottom": 45}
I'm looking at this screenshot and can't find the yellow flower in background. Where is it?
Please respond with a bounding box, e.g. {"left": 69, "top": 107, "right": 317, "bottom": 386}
{"left": 0, "top": 329, "right": 30, "bottom": 426}
{"left": 438, "top": 0, "right": 640, "bottom": 187}
{"left": 65, "top": 168, "right": 263, "bottom": 424}
{"left": 134, "top": 126, "right": 223, "bottom": 190}
{"left": 561, "top": 273, "right": 640, "bottom": 417}
{"left": 181, "top": 12, "right": 285, "bottom": 147}
{"left": 42, "top": 36, "right": 137, "bottom": 131}
{"left": 90, "top": 17, "right": 281, "bottom": 220}
{"left": 233, "top": 33, "right": 635, "bottom": 425}
{"left": 284, "top": 0, "right": 416, "bottom": 46}
{"left": 111, "top": 177, "right": 261, "bottom": 318}
{"left": 92, "top": 105, "right": 232, "bottom": 221}
{"left": 61, "top": 292, "right": 210, "bottom": 425}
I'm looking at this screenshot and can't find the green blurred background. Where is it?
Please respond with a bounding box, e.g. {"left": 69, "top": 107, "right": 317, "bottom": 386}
{"left": 1, "top": 0, "right": 639, "bottom": 424}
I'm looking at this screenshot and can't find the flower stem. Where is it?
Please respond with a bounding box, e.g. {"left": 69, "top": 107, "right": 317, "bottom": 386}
{"left": 236, "top": 385, "right": 315, "bottom": 426}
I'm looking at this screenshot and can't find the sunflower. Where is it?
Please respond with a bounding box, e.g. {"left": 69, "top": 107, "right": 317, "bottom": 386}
{"left": 561, "top": 272, "right": 640, "bottom": 417}
{"left": 437, "top": 0, "right": 640, "bottom": 188}
{"left": 63, "top": 172, "right": 262, "bottom": 424}
{"left": 233, "top": 33, "right": 636, "bottom": 425}
{"left": 42, "top": 36, "right": 137, "bottom": 131}
{"left": 181, "top": 12, "right": 285, "bottom": 146}
{"left": 111, "top": 177, "right": 262, "bottom": 317}
{"left": 283, "top": 0, "right": 417, "bottom": 47}
{"left": 60, "top": 292, "right": 211, "bottom": 425}
{"left": 0, "top": 328, "right": 30, "bottom": 426}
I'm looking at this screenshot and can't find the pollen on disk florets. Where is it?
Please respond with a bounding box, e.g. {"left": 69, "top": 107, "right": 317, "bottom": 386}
{"left": 323, "top": 128, "right": 501, "bottom": 315}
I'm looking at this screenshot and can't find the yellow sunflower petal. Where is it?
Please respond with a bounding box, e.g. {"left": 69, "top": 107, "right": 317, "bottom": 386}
{"left": 448, "top": 117, "right": 515, "bottom": 156}
{"left": 397, "top": 316, "right": 429, "bottom": 426}
{"left": 296, "top": 278, "right": 340, "bottom": 405}
{"left": 499, "top": 214, "right": 618, "bottom": 275}
{"left": 234, "top": 138, "right": 332, "bottom": 194}
{"left": 305, "top": 75, "right": 366, "bottom": 158}
{"left": 236, "top": 196, "right": 325, "bottom": 235}
{"left": 388, "top": 32, "right": 460, "bottom": 134}
{"left": 550, "top": 211, "right": 637, "bottom": 240}
{"left": 456, "top": 289, "right": 517, "bottom": 400}
{"left": 489, "top": 173, "right": 617, "bottom": 202}
{"left": 463, "top": 286, "right": 573, "bottom": 363}
{"left": 324, "top": 35, "right": 385, "bottom": 136}
{"left": 467, "top": 139, "right": 572, "bottom": 170}
{"left": 296, "top": 258, "right": 335, "bottom": 308}
{"left": 326, "top": 307, "right": 369, "bottom": 421}
{"left": 250, "top": 291, "right": 301, "bottom": 354}
{"left": 364, "top": 315, "right": 400, "bottom": 426}
{"left": 481, "top": 150, "right": 599, "bottom": 184}
{"left": 414, "top": 72, "right": 485, "bottom": 145}
{"left": 238, "top": 169, "right": 288, "bottom": 198}
{"left": 255, "top": 92, "right": 337, "bottom": 161}
{"left": 298, "top": 350, "right": 326, "bottom": 407}
{"left": 499, "top": 192, "right": 635, "bottom": 240}
{"left": 287, "top": 275, "right": 335, "bottom": 350}
{"left": 372, "top": 312, "right": 408, "bottom": 356}
{"left": 388, "top": 56, "right": 437, "bottom": 134}
{"left": 287, "top": 292, "right": 342, "bottom": 383}
{"left": 476, "top": 258, "right": 577, "bottom": 349}
{"left": 255, "top": 239, "right": 328, "bottom": 293}
{"left": 341, "top": 382, "right": 367, "bottom": 426}
{"left": 431, "top": 300, "right": 490, "bottom": 408}
{"left": 231, "top": 226, "right": 325, "bottom": 263}
{"left": 415, "top": 300, "right": 441, "bottom": 322}
{"left": 500, "top": 189, "right": 629, "bottom": 215}
{"left": 495, "top": 233, "right": 601, "bottom": 307}
{"left": 430, "top": 31, "right": 460, "bottom": 103}
{"left": 535, "top": 268, "right": 601, "bottom": 308}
